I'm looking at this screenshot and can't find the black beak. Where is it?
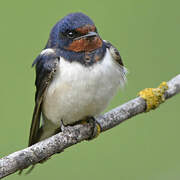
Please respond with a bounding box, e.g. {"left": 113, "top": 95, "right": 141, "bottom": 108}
{"left": 74, "top": 31, "right": 98, "bottom": 40}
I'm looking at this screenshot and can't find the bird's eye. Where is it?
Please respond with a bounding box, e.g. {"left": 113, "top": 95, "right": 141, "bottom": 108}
{"left": 66, "top": 30, "right": 76, "bottom": 39}
{"left": 61, "top": 30, "right": 80, "bottom": 39}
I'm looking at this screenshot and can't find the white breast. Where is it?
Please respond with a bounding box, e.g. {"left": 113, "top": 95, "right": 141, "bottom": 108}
{"left": 42, "top": 48, "right": 126, "bottom": 126}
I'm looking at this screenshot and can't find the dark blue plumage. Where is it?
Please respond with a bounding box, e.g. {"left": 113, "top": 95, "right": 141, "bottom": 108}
{"left": 46, "top": 12, "right": 95, "bottom": 49}
{"left": 33, "top": 51, "right": 59, "bottom": 101}
{"left": 33, "top": 12, "right": 106, "bottom": 68}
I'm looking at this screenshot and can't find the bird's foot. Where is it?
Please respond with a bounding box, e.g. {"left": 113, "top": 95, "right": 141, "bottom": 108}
{"left": 60, "top": 117, "right": 101, "bottom": 141}
{"left": 81, "top": 117, "right": 101, "bottom": 140}
{"left": 138, "top": 81, "right": 168, "bottom": 112}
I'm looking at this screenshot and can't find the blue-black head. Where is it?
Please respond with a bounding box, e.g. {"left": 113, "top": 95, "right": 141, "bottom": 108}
{"left": 46, "top": 12, "right": 103, "bottom": 52}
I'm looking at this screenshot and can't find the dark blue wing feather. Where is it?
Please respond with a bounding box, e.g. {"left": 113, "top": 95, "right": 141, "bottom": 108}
{"left": 29, "top": 49, "right": 59, "bottom": 146}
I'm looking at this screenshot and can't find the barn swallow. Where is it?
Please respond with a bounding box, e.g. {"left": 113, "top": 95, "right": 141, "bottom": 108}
{"left": 29, "top": 12, "right": 127, "bottom": 148}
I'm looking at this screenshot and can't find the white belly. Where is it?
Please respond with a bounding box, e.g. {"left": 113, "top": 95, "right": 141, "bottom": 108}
{"left": 42, "top": 49, "right": 126, "bottom": 126}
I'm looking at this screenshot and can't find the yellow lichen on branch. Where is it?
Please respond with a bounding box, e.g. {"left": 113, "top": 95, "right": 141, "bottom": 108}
{"left": 138, "top": 81, "right": 168, "bottom": 111}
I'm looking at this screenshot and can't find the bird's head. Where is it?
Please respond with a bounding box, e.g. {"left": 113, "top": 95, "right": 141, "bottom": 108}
{"left": 46, "top": 12, "right": 103, "bottom": 52}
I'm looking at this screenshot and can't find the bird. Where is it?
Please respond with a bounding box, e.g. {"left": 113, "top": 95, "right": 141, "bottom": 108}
{"left": 29, "top": 12, "right": 127, "bottom": 152}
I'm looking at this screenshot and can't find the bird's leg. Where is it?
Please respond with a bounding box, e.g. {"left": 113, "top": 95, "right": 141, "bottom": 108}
{"left": 80, "top": 116, "right": 101, "bottom": 140}
{"left": 59, "top": 120, "right": 67, "bottom": 133}
{"left": 59, "top": 117, "right": 101, "bottom": 140}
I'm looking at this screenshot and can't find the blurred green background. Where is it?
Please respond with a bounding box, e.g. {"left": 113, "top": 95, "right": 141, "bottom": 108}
{"left": 0, "top": 0, "right": 180, "bottom": 179}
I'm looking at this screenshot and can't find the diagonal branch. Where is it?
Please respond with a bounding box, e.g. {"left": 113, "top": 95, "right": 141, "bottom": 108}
{"left": 0, "top": 74, "right": 180, "bottom": 179}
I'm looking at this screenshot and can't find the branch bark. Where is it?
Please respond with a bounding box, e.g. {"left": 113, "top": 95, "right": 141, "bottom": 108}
{"left": 0, "top": 74, "right": 180, "bottom": 179}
